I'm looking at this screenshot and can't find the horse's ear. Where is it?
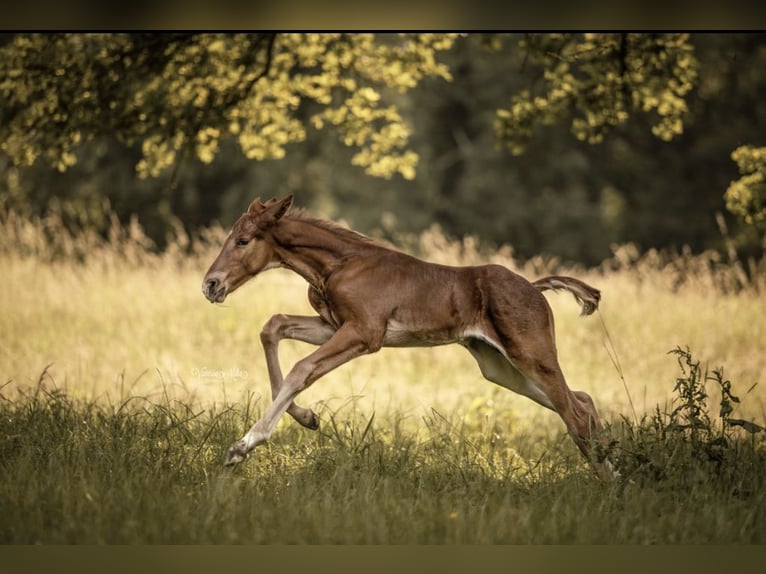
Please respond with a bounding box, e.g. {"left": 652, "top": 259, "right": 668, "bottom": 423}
{"left": 247, "top": 197, "right": 264, "bottom": 214}
{"left": 275, "top": 195, "right": 293, "bottom": 219}
{"left": 259, "top": 195, "right": 293, "bottom": 228}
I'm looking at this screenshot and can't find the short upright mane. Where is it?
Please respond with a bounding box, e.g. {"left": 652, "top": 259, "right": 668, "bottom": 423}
{"left": 285, "top": 208, "right": 384, "bottom": 247}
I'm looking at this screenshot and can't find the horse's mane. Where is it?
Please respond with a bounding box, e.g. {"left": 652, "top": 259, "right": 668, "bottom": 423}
{"left": 285, "top": 208, "right": 386, "bottom": 247}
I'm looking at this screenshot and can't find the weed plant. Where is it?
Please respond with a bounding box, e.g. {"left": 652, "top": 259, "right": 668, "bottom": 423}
{"left": 613, "top": 347, "right": 764, "bottom": 489}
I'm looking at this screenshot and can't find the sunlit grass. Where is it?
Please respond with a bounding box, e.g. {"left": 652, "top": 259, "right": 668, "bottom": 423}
{"left": 1, "top": 376, "right": 764, "bottom": 544}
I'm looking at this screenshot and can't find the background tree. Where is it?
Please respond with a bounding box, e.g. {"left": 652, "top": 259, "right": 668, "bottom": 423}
{"left": 0, "top": 33, "right": 455, "bottom": 242}
{"left": 727, "top": 146, "right": 766, "bottom": 238}
{"left": 1, "top": 33, "right": 456, "bottom": 178}
{"left": 1, "top": 33, "right": 764, "bottom": 265}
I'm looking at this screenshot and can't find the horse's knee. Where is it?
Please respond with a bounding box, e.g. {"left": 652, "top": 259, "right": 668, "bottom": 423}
{"left": 260, "top": 314, "right": 288, "bottom": 346}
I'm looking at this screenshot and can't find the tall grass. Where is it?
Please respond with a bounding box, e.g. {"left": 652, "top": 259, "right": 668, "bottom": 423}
{"left": 1, "top": 207, "right": 765, "bottom": 543}
{"left": 1, "top": 355, "right": 764, "bottom": 543}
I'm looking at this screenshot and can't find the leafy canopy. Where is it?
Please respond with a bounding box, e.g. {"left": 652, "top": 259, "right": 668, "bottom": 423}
{"left": 726, "top": 146, "right": 766, "bottom": 230}
{"left": 1, "top": 33, "right": 703, "bottom": 180}
{"left": 494, "top": 33, "right": 699, "bottom": 155}
{"left": 0, "top": 33, "right": 455, "bottom": 180}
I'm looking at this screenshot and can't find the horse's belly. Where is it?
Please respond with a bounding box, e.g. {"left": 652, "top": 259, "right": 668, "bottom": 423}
{"left": 382, "top": 318, "right": 459, "bottom": 347}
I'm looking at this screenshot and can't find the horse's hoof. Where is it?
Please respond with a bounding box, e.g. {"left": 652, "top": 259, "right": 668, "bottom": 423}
{"left": 224, "top": 441, "right": 248, "bottom": 467}
{"left": 306, "top": 411, "right": 320, "bottom": 431}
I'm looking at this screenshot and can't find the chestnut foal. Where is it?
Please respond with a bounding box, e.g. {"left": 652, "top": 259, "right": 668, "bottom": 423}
{"left": 202, "top": 195, "right": 614, "bottom": 478}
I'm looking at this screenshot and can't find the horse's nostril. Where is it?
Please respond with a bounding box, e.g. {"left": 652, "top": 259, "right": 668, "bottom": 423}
{"left": 203, "top": 278, "right": 219, "bottom": 298}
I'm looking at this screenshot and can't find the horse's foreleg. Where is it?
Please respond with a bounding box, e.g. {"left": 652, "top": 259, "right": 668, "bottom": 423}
{"left": 227, "top": 322, "right": 369, "bottom": 466}
{"left": 260, "top": 314, "right": 336, "bottom": 430}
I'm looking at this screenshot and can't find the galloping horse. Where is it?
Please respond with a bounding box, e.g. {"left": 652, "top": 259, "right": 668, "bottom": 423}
{"left": 202, "top": 195, "right": 614, "bottom": 478}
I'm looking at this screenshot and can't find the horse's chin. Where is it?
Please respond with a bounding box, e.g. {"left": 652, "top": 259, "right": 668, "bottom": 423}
{"left": 210, "top": 292, "right": 227, "bottom": 304}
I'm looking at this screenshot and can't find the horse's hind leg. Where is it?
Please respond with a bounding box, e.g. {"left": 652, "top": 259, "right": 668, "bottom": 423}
{"left": 479, "top": 279, "right": 615, "bottom": 478}
{"left": 513, "top": 350, "right": 615, "bottom": 479}
{"left": 464, "top": 337, "right": 556, "bottom": 411}
{"left": 260, "top": 314, "right": 336, "bottom": 429}
{"left": 466, "top": 335, "right": 613, "bottom": 478}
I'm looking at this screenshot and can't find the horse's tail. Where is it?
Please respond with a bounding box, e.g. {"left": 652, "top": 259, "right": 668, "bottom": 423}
{"left": 533, "top": 275, "right": 601, "bottom": 316}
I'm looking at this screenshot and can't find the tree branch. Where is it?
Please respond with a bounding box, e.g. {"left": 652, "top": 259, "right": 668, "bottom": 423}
{"left": 224, "top": 33, "right": 278, "bottom": 108}
{"left": 166, "top": 34, "right": 278, "bottom": 191}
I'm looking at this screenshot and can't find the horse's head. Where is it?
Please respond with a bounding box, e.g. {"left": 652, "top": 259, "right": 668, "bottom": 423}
{"left": 201, "top": 195, "right": 293, "bottom": 303}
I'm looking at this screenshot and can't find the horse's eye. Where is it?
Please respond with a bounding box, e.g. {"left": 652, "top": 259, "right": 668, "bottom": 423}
{"left": 235, "top": 238, "right": 250, "bottom": 247}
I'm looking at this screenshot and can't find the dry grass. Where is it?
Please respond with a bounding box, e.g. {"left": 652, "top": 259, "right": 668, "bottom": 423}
{"left": 2, "top": 209, "right": 763, "bottom": 426}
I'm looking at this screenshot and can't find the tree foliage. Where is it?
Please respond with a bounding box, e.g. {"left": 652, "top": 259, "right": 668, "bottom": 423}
{"left": 726, "top": 146, "right": 766, "bottom": 231}
{"left": 1, "top": 33, "right": 765, "bottom": 265}
{"left": 494, "top": 33, "right": 698, "bottom": 154}
{"left": 0, "top": 33, "right": 455, "bottom": 180}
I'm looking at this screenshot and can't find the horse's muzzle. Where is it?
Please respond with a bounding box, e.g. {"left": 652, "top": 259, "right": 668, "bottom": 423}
{"left": 202, "top": 277, "right": 227, "bottom": 303}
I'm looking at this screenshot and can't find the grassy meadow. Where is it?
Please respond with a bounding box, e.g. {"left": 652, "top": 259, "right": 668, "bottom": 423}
{"left": 1, "top": 210, "right": 765, "bottom": 543}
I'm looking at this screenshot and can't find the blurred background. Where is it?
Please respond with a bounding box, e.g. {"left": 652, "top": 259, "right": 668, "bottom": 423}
{"left": 2, "top": 32, "right": 765, "bottom": 268}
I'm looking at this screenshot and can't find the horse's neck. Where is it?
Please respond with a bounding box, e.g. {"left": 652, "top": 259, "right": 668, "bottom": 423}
{"left": 272, "top": 217, "right": 371, "bottom": 288}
